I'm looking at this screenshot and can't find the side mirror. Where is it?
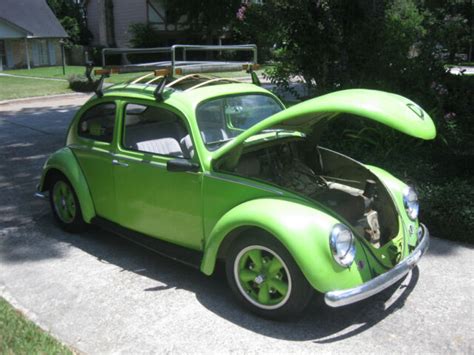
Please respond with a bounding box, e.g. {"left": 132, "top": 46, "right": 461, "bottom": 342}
{"left": 167, "top": 158, "right": 200, "bottom": 172}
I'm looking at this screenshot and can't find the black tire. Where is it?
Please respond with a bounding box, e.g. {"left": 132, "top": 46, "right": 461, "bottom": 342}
{"left": 49, "top": 175, "right": 86, "bottom": 233}
{"left": 225, "top": 232, "right": 314, "bottom": 320}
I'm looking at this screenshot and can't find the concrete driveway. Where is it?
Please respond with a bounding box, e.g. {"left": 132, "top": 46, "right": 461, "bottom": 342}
{"left": 0, "top": 96, "right": 473, "bottom": 354}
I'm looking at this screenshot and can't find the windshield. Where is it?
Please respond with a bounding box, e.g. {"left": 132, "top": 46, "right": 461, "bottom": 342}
{"left": 196, "top": 94, "right": 283, "bottom": 150}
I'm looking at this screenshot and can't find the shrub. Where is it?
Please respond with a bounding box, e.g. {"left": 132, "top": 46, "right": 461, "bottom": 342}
{"left": 67, "top": 74, "right": 99, "bottom": 92}
{"left": 419, "top": 178, "right": 474, "bottom": 243}
{"left": 234, "top": 0, "right": 473, "bottom": 243}
{"left": 127, "top": 23, "right": 175, "bottom": 64}
{"left": 319, "top": 114, "right": 473, "bottom": 244}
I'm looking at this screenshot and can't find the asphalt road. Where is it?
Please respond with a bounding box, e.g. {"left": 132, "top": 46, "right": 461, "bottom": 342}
{"left": 0, "top": 95, "right": 473, "bottom": 354}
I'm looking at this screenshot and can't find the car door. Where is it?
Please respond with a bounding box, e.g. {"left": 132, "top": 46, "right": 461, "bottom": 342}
{"left": 112, "top": 100, "right": 203, "bottom": 250}
{"left": 72, "top": 100, "right": 118, "bottom": 221}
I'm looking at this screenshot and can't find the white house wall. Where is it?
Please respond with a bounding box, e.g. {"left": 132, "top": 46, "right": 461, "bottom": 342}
{"left": 1, "top": 38, "right": 61, "bottom": 69}
{"left": 113, "top": 0, "right": 147, "bottom": 47}
{"left": 87, "top": 0, "right": 102, "bottom": 45}
{"left": 86, "top": 0, "right": 188, "bottom": 48}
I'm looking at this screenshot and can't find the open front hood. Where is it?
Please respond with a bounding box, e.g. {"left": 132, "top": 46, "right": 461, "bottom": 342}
{"left": 212, "top": 89, "right": 436, "bottom": 161}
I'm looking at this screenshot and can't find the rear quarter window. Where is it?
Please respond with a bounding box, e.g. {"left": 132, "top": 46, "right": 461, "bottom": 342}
{"left": 77, "top": 102, "right": 116, "bottom": 143}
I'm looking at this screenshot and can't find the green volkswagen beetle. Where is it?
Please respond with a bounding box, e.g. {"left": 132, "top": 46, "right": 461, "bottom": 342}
{"left": 36, "top": 70, "right": 434, "bottom": 319}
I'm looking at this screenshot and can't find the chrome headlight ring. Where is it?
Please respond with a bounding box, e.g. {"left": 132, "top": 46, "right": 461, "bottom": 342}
{"left": 403, "top": 186, "right": 419, "bottom": 221}
{"left": 329, "top": 224, "right": 356, "bottom": 267}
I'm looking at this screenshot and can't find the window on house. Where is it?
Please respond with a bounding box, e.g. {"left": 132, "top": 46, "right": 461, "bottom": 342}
{"left": 147, "top": 0, "right": 166, "bottom": 30}
{"left": 0, "top": 41, "right": 6, "bottom": 70}
{"left": 38, "top": 40, "right": 49, "bottom": 66}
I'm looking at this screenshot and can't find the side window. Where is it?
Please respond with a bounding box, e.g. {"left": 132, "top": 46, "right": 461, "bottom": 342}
{"left": 78, "top": 102, "right": 116, "bottom": 143}
{"left": 122, "top": 103, "right": 194, "bottom": 159}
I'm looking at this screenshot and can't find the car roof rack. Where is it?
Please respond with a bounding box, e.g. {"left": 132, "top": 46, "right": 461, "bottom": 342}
{"left": 90, "top": 44, "right": 261, "bottom": 97}
{"left": 100, "top": 44, "right": 258, "bottom": 77}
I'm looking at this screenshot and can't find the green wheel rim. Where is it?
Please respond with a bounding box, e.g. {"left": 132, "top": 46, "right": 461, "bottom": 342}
{"left": 52, "top": 181, "right": 76, "bottom": 224}
{"left": 234, "top": 245, "right": 292, "bottom": 310}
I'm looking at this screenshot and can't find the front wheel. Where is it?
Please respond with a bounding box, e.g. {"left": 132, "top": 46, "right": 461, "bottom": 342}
{"left": 49, "top": 175, "right": 86, "bottom": 233}
{"left": 226, "top": 233, "right": 314, "bottom": 320}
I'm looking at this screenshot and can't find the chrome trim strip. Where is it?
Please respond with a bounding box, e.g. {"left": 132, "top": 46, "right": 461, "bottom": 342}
{"left": 111, "top": 154, "right": 167, "bottom": 168}
{"left": 70, "top": 144, "right": 198, "bottom": 172}
{"left": 112, "top": 159, "right": 129, "bottom": 167}
{"left": 205, "top": 172, "right": 284, "bottom": 195}
{"left": 324, "top": 224, "right": 430, "bottom": 307}
{"left": 69, "top": 144, "right": 116, "bottom": 157}
{"left": 34, "top": 192, "right": 47, "bottom": 199}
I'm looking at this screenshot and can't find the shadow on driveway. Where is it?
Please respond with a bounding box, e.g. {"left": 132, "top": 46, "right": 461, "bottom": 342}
{"left": 5, "top": 211, "right": 420, "bottom": 343}
{"left": 0, "top": 99, "right": 458, "bottom": 344}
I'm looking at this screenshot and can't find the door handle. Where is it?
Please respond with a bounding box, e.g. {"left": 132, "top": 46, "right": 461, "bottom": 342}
{"left": 112, "top": 159, "right": 128, "bottom": 167}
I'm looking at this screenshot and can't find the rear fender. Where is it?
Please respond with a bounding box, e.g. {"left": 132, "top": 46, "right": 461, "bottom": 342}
{"left": 201, "top": 198, "right": 372, "bottom": 292}
{"left": 39, "top": 147, "right": 95, "bottom": 223}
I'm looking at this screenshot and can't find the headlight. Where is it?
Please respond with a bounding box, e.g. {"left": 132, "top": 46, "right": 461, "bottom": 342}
{"left": 403, "top": 186, "right": 419, "bottom": 220}
{"left": 329, "top": 224, "right": 356, "bottom": 267}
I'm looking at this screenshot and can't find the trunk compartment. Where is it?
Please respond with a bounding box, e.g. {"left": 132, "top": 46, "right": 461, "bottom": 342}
{"left": 217, "top": 138, "right": 399, "bottom": 248}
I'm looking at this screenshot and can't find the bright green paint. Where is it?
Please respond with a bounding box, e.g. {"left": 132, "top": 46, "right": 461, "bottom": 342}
{"left": 212, "top": 89, "right": 436, "bottom": 162}
{"left": 38, "top": 81, "right": 435, "bottom": 295}
{"left": 238, "top": 247, "right": 289, "bottom": 306}
{"left": 365, "top": 165, "right": 421, "bottom": 259}
{"left": 112, "top": 100, "right": 203, "bottom": 250}
{"left": 52, "top": 180, "right": 76, "bottom": 223}
{"left": 39, "top": 147, "right": 95, "bottom": 223}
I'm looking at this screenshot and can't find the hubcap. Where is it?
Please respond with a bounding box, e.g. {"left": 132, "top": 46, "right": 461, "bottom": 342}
{"left": 52, "top": 181, "right": 76, "bottom": 224}
{"left": 234, "top": 245, "right": 292, "bottom": 310}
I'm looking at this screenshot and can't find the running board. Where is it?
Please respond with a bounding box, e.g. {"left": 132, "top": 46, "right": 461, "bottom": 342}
{"left": 91, "top": 217, "right": 202, "bottom": 269}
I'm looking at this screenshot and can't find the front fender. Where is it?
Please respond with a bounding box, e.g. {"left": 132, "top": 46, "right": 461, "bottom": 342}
{"left": 201, "top": 198, "right": 373, "bottom": 293}
{"left": 365, "top": 165, "right": 407, "bottom": 213}
{"left": 366, "top": 165, "right": 420, "bottom": 257}
{"left": 39, "top": 147, "right": 95, "bottom": 223}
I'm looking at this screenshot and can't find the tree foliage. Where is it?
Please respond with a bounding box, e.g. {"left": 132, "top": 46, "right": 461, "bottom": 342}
{"left": 47, "top": 0, "right": 91, "bottom": 45}
{"left": 232, "top": 0, "right": 470, "bottom": 96}
{"left": 230, "top": 0, "right": 474, "bottom": 242}
{"left": 163, "top": 0, "right": 242, "bottom": 43}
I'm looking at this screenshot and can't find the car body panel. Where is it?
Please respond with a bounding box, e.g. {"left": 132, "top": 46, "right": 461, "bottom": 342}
{"left": 38, "top": 80, "right": 434, "bottom": 304}
{"left": 199, "top": 166, "right": 412, "bottom": 287}
{"left": 66, "top": 97, "right": 118, "bottom": 221}
{"left": 211, "top": 89, "right": 436, "bottom": 162}
{"left": 38, "top": 147, "right": 96, "bottom": 223}
{"left": 109, "top": 99, "right": 204, "bottom": 250}
{"left": 366, "top": 165, "right": 420, "bottom": 253}
{"left": 201, "top": 197, "right": 375, "bottom": 292}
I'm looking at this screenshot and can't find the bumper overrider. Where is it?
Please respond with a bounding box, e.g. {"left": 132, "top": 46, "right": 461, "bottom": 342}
{"left": 325, "top": 223, "right": 430, "bottom": 307}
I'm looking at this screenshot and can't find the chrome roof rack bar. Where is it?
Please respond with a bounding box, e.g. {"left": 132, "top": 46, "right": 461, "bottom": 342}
{"left": 166, "top": 74, "right": 214, "bottom": 88}
{"left": 101, "top": 44, "right": 258, "bottom": 76}
{"left": 170, "top": 44, "right": 257, "bottom": 75}
{"left": 130, "top": 72, "right": 155, "bottom": 84}
{"left": 184, "top": 78, "right": 242, "bottom": 92}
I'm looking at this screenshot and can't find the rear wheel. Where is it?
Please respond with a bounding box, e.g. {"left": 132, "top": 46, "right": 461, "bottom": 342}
{"left": 49, "top": 175, "right": 85, "bottom": 233}
{"left": 226, "top": 232, "right": 313, "bottom": 320}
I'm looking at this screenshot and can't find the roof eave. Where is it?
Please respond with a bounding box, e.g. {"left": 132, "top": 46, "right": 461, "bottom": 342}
{"left": 0, "top": 17, "right": 32, "bottom": 36}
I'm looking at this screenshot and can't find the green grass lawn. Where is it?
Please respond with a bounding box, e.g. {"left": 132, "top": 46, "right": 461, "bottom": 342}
{"left": 4, "top": 66, "right": 84, "bottom": 79}
{"left": 0, "top": 297, "right": 72, "bottom": 354}
{"left": 0, "top": 76, "right": 72, "bottom": 101}
{"left": 3, "top": 66, "right": 148, "bottom": 84}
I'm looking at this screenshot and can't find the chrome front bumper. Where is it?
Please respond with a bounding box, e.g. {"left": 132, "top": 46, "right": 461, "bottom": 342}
{"left": 325, "top": 224, "right": 430, "bottom": 307}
